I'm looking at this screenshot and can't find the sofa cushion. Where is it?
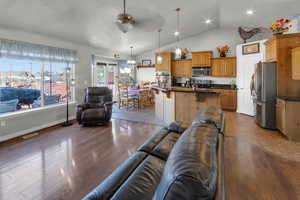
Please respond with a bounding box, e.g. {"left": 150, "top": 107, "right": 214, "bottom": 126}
{"left": 138, "top": 128, "right": 169, "bottom": 153}
{"left": 83, "top": 152, "right": 147, "bottom": 200}
{"left": 153, "top": 123, "right": 219, "bottom": 200}
{"left": 110, "top": 154, "right": 165, "bottom": 200}
{"left": 151, "top": 132, "right": 181, "bottom": 161}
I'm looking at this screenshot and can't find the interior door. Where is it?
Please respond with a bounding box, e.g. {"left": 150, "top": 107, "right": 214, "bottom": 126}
{"left": 236, "top": 41, "right": 266, "bottom": 116}
{"left": 93, "top": 62, "right": 117, "bottom": 98}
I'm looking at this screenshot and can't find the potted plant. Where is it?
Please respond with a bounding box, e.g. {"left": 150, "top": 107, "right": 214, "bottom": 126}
{"left": 217, "top": 45, "right": 230, "bottom": 57}
{"left": 269, "top": 18, "right": 292, "bottom": 35}
{"left": 181, "top": 48, "right": 189, "bottom": 59}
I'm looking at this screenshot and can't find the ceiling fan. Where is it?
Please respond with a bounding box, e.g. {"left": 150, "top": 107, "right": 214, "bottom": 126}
{"left": 115, "top": 0, "right": 136, "bottom": 33}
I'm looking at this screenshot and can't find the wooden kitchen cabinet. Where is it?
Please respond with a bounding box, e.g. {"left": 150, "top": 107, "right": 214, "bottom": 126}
{"left": 155, "top": 52, "right": 173, "bottom": 72}
{"left": 175, "top": 92, "right": 220, "bottom": 126}
{"left": 265, "top": 38, "right": 278, "bottom": 62}
{"left": 276, "top": 98, "right": 300, "bottom": 142}
{"left": 192, "top": 51, "right": 212, "bottom": 67}
{"left": 292, "top": 46, "right": 300, "bottom": 80}
{"left": 264, "top": 33, "right": 300, "bottom": 97}
{"left": 172, "top": 59, "right": 192, "bottom": 77}
{"left": 276, "top": 98, "right": 285, "bottom": 133}
{"left": 213, "top": 89, "right": 237, "bottom": 110}
{"left": 212, "top": 57, "right": 236, "bottom": 77}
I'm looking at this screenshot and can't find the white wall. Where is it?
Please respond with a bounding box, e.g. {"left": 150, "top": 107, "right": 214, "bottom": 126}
{"left": 0, "top": 26, "right": 120, "bottom": 142}
{"left": 287, "top": 16, "right": 300, "bottom": 34}
{"left": 136, "top": 27, "right": 270, "bottom": 84}
{"left": 136, "top": 68, "right": 156, "bottom": 84}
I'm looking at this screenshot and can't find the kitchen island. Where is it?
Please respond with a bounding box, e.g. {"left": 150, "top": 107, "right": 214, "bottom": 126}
{"left": 151, "top": 86, "right": 221, "bottom": 126}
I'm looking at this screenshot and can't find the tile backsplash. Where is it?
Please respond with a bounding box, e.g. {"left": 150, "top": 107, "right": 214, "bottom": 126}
{"left": 193, "top": 76, "right": 236, "bottom": 85}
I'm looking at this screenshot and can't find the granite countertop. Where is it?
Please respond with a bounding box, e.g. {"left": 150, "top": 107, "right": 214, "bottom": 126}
{"left": 170, "top": 84, "right": 237, "bottom": 90}
{"left": 150, "top": 86, "right": 220, "bottom": 94}
{"left": 278, "top": 96, "right": 300, "bottom": 102}
{"left": 210, "top": 84, "right": 237, "bottom": 90}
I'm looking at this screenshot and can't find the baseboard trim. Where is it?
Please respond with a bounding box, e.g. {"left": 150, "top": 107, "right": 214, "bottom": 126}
{"left": 0, "top": 116, "right": 76, "bottom": 143}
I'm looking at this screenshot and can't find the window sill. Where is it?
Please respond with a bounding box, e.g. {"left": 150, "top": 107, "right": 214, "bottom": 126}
{"left": 0, "top": 102, "right": 76, "bottom": 120}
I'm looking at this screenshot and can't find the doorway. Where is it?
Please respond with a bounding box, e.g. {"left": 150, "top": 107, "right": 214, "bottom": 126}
{"left": 93, "top": 61, "right": 118, "bottom": 100}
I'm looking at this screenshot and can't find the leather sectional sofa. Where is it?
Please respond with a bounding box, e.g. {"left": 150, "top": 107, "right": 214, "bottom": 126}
{"left": 83, "top": 106, "right": 225, "bottom": 200}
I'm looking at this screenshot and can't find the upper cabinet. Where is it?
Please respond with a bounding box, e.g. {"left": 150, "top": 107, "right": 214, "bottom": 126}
{"left": 265, "top": 38, "right": 278, "bottom": 62}
{"left": 192, "top": 51, "right": 213, "bottom": 67}
{"left": 264, "top": 34, "right": 300, "bottom": 97}
{"left": 212, "top": 57, "right": 236, "bottom": 77}
{"left": 155, "top": 52, "right": 173, "bottom": 72}
{"left": 292, "top": 46, "right": 300, "bottom": 80}
{"left": 172, "top": 59, "right": 192, "bottom": 77}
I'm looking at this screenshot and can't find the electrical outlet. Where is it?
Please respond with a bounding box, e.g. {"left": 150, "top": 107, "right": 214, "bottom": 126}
{"left": 0, "top": 121, "right": 6, "bottom": 127}
{"left": 84, "top": 80, "right": 88, "bottom": 85}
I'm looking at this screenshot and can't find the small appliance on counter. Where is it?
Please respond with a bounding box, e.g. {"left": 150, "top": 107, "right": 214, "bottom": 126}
{"left": 192, "top": 67, "right": 211, "bottom": 77}
{"left": 192, "top": 79, "right": 213, "bottom": 88}
{"left": 172, "top": 77, "right": 192, "bottom": 87}
{"left": 156, "top": 72, "right": 171, "bottom": 88}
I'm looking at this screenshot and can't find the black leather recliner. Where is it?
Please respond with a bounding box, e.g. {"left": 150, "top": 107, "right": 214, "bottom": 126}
{"left": 77, "top": 87, "right": 113, "bottom": 126}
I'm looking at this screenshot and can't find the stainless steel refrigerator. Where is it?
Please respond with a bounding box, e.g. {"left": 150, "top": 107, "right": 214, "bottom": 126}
{"left": 254, "top": 62, "right": 277, "bottom": 129}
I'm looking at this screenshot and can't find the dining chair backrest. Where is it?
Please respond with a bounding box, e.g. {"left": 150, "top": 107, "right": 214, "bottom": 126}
{"left": 118, "top": 82, "right": 129, "bottom": 99}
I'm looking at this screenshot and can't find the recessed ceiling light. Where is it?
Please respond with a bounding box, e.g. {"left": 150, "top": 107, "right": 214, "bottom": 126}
{"left": 205, "top": 19, "right": 212, "bottom": 24}
{"left": 174, "top": 31, "right": 180, "bottom": 36}
{"left": 246, "top": 10, "right": 255, "bottom": 15}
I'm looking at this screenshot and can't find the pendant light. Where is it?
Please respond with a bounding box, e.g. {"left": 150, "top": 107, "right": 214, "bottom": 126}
{"left": 174, "top": 8, "right": 182, "bottom": 58}
{"left": 157, "top": 29, "right": 163, "bottom": 64}
{"left": 127, "top": 46, "right": 136, "bottom": 65}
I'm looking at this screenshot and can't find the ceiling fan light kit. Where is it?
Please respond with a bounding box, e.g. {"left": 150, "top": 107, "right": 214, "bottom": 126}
{"left": 116, "top": 0, "right": 136, "bottom": 33}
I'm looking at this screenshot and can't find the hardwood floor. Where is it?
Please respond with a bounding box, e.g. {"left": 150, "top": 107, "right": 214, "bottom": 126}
{"left": 0, "top": 113, "right": 299, "bottom": 200}
{"left": 0, "top": 120, "right": 161, "bottom": 200}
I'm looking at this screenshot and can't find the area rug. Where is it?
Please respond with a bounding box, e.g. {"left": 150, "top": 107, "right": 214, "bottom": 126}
{"left": 112, "top": 105, "right": 166, "bottom": 126}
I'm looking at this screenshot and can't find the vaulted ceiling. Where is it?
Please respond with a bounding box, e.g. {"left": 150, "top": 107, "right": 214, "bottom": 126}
{"left": 0, "top": 0, "right": 299, "bottom": 56}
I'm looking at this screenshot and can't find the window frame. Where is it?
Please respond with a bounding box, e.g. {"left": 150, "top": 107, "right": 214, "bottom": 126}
{"left": 0, "top": 60, "right": 76, "bottom": 117}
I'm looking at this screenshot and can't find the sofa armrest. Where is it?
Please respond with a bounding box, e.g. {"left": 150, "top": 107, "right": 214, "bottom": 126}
{"left": 215, "top": 133, "right": 225, "bottom": 200}
{"left": 76, "top": 104, "right": 88, "bottom": 123}
{"left": 104, "top": 101, "right": 114, "bottom": 106}
{"left": 104, "top": 101, "right": 114, "bottom": 121}
{"left": 167, "top": 122, "right": 186, "bottom": 134}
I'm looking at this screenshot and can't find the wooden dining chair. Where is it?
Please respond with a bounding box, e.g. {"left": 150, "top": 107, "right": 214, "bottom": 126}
{"left": 118, "top": 82, "right": 139, "bottom": 110}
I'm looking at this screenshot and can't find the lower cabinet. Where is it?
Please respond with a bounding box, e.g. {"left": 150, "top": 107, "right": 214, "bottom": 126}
{"left": 154, "top": 91, "right": 175, "bottom": 124}
{"left": 276, "top": 98, "right": 285, "bottom": 133}
{"left": 276, "top": 98, "right": 300, "bottom": 142}
{"left": 174, "top": 92, "right": 221, "bottom": 127}
{"left": 213, "top": 89, "right": 237, "bottom": 111}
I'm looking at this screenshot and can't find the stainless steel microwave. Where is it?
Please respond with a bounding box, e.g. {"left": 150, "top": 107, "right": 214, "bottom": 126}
{"left": 192, "top": 67, "right": 211, "bottom": 77}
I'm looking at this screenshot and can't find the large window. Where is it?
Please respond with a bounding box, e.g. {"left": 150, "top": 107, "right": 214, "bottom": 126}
{"left": 0, "top": 38, "right": 77, "bottom": 115}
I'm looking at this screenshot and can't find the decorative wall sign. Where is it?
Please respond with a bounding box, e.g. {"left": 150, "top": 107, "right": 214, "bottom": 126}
{"left": 242, "top": 43, "right": 260, "bottom": 55}
{"left": 142, "top": 59, "right": 152, "bottom": 66}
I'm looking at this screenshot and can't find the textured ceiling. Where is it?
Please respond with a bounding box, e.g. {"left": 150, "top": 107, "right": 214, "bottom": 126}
{"left": 0, "top": 0, "right": 299, "bottom": 56}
